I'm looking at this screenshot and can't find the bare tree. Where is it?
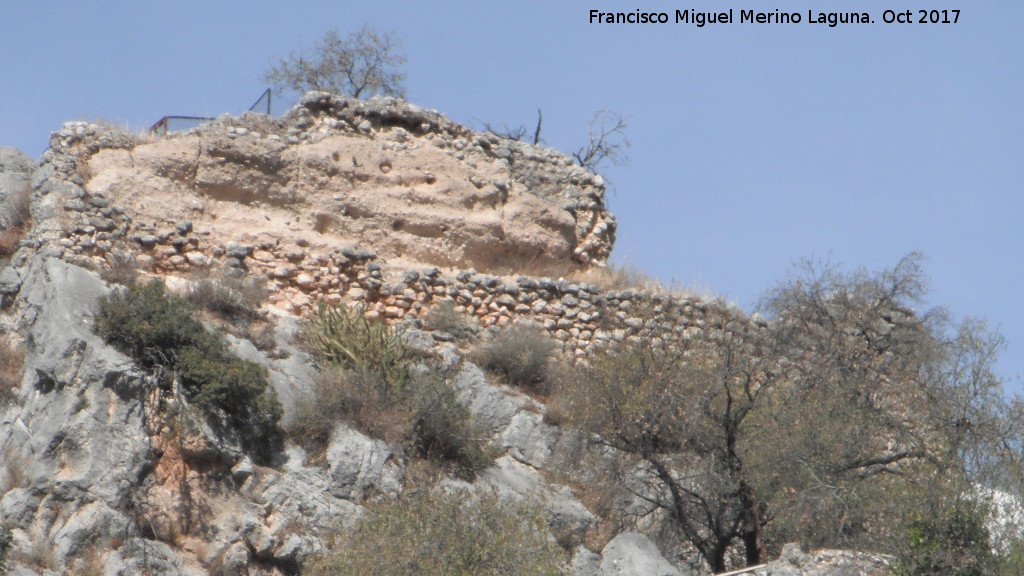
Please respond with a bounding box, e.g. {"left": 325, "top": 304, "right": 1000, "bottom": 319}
{"left": 555, "top": 253, "right": 1024, "bottom": 573}
{"left": 557, "top": 333, "right": 774, "bottom": 573}
{"left": 483, "top": 109, "right": 545, "bottom": 145}
{"left": 264, "top": 25, "right": 406, "bottom": 99}
{"left": 573, "top": 109, "right": 630, "bottom": 172}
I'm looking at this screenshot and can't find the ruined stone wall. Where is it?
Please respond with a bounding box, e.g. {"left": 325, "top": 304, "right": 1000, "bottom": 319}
{"left": 48, "top": 176, "right": 754, "bottom": 357}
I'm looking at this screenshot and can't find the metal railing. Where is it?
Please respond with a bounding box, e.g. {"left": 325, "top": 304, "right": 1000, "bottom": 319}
{"left": 149, "top": 89, "right": 273, "bottom": 137}
{"left": 148, "top": 115, "right": 214, "bottom": 137}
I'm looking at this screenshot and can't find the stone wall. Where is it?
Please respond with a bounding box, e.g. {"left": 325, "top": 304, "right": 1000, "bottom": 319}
{"left": 47, "top": 176, "right": 754, "bottom": 357}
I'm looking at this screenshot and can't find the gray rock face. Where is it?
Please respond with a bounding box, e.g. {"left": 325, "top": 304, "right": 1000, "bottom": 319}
{"left": 452, "top": 361, "right": 533, "bottom": 435}
{"left": 573, "top": 545, "right": 603, "bottom": 576}
{"left": 225, "top": 315, "right": 316, "bottom": 426}
{"left": 0, "top": 255, "right": 158, "bottom": 570}
{"left": 481, "top": 456, "right": 595, "bottom": 548}
{"left": 0, "top": 255, "right": 369, "bottom": 574}
{"left": 325, "top": 424, "right": 403, "bottom": 500}
{"left": 0, "top": 147, "right": 34, "bottom": 212}
{"left": 599, "top": 532, "right": 687, "bottom": 576}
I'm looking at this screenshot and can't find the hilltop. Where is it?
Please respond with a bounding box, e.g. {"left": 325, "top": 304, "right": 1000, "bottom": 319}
{"left": 0, "top": 93, "right": 954, "bottom": 576}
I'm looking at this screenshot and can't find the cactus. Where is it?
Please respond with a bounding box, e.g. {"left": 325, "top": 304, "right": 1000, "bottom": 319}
{"left": 308, "top": 303, "right": 412, "bottom": 403}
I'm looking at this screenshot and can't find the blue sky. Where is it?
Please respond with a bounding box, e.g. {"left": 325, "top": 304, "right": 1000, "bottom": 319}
{"left": 2, "top": 2, "right": 1022, "bottom": 389}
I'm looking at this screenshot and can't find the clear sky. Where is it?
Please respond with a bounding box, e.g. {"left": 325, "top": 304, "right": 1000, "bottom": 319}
{"left": 2, "top": 2, "right": 1022, "bottom": 390}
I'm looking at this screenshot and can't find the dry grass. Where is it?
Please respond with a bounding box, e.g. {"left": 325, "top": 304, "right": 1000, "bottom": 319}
{"left": 185, "top": 269, "right": 267, "bottom": 324}
{"left": 566, "top": 263, "right": 666, "bottom": 292}
{"left": 0, "top": 340, "right": 24, "bottom": 404}
{"left": 422, "top": 300, "right": 477, "bottom": 339}
{"left": 99, "top": 247, "right": 141, "bottom": 286}
{"left": 483, "top": 255, "right": 717, "bottom": 302}
{"left": 289, "top": 366, "right": 490, "bottom": 480}
{"left": 0, "top": 184, "right": 32, "bottom": 261}
{"left": 474, "top": 323, "right": 555, "bottom": 393}
{"left": 1, "top": 447, "right": 27, "bottom": 492}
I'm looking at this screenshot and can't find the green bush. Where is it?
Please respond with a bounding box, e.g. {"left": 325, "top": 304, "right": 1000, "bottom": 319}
{"left": 895, "top": 500, "right": 995, "bottom": 576}
{"left": 96, "top": 279, "right": 208, "bottom": 370}
{"left": 305, "top": 489, "right": 569, "bottom": 576}
{"left": 477, "top": 323, "right": 555, "bottom": 392}
{"left": 96, "top": 280, "right": 282, "bottom": 463}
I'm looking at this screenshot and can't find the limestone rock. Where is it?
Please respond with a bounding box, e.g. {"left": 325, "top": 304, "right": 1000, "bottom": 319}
{"left": 750, "top": 544, "right": 893, "bottom": 576}
{"left": 0, "top": 147, "right": 34, "bottom": 226}
{"left": 481, "top": 456, "right": 595, "bottom": 551}
{"left": 599, "top": 532, "right": 687, "bottom": 576}
{"left": 451, "top": 361, "right": 532, "bottom": 435}
{"left": 325, "top": 424, "right": 403, "bottom": 500}
{"left": 573, "top": 545, "right": 603, "bottom": 576}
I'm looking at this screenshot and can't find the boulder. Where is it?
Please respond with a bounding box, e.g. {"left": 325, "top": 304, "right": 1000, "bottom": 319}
{"left": 599, "top": 532, "right": 687, "bottom": 576}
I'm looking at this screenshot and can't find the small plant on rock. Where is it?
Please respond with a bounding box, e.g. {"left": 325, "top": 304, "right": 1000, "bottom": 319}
{"left": 305, "top": 489, "right": 569, "bottom": 576}
{"left": 0, "top": 340, "right": 24, "bottom": 404}
{"left": 476, "top": 323, "right": 555, "bottom": 392}
{"left": 0, "top": 525, "right": 11, "bottom": 572}
{"left": 0, "top": 184, "right": 32, "bottom": 262}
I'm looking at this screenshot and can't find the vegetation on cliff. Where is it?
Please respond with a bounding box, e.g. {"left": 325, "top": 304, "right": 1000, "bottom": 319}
{"left": 95, "top": 279, "right": 283, "bottom": 463}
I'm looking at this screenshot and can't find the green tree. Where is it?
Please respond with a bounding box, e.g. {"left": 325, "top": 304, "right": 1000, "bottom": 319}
{"left": 264, "top": 25, "right": 406, "bottom": 99}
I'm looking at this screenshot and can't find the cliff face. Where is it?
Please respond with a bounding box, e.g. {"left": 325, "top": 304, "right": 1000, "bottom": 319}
{"left": 0, "top": 97, "right": 890, "bottom": 576}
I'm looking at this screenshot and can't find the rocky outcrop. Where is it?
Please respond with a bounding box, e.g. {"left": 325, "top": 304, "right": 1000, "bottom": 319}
{"left": 600, "top": 532, "right": 689, "bottom": 576}
{"left": 0, "top": 255, "right": 365, "bottom": 574}
{"left": 751, "top": 543, "right": 892, "bottom": 576}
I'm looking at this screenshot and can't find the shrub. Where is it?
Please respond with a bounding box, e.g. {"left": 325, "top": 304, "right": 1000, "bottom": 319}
{"left": 895, "top": 499, "right": 995, "bottom": 576}
{"left": 96, "top": 280, "right": 282, "bottom": 463}
{"left": 0, "top": 340, "right": 24, "bottom": 404}
{"left": 0, "top": 525, "right": 11, "bottom": 573}
{"left": 99, "top": 248, "right": 140, "bottom": 286}
{"left": 476, "top": 323, "right": 555, "bottom": 392}
{"left": 96, "top": 280, "right": 206, "bottom": 370}
{"left": 305, "top": 489, "right": 569, "bottom": 576}
{"left": 289, "top": 366, "right": 489, "bottom": 479}
{"left": 422, "top": 300, "right": 477, "bottom": 339}
{"left": 186, "top": 274, "right": 266, "bottom": 323}
{"left": 407, "top": 378, "right": 489, "bottom": 481}
{"left": 287, "top": 365, "right": 360, "bottom": 458}
{"left": 176, "top": 346, "right": 283, "bottom": 462}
